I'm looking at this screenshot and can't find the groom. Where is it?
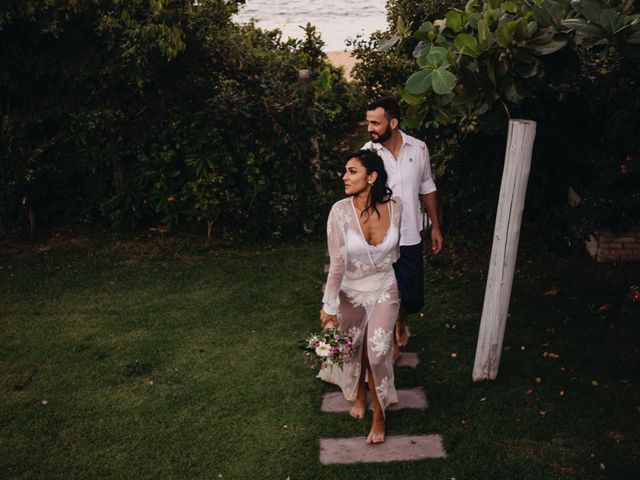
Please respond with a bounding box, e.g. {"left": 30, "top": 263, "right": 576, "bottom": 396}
{"left": 362, "top": 97, "right": 443, "bottom": 359}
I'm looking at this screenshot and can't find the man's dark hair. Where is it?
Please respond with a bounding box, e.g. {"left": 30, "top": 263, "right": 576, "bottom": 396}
{"left": 367, "top": 97, "right": 401, "bottom": 122}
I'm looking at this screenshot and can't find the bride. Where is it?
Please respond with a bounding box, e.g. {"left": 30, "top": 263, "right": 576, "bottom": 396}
{"left": 319, "top": 149, "right": 402, "bottom": 444}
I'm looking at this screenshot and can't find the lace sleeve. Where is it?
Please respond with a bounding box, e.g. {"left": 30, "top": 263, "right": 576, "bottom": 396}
{"left": 321, "top": 207, "right": 345, "bottom": 315}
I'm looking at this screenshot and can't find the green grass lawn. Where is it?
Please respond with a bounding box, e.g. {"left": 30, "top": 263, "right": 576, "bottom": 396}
{"left": 1, "top": 234, "right": 639, "bottom": 479}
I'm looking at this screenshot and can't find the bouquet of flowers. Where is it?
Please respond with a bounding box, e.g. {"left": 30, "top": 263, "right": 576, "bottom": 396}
{"left": 300, "top": 328, "right": 353, "bottom": 369}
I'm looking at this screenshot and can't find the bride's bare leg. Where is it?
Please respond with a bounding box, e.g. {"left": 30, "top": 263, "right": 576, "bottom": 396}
{"left": 349, "top": 364, "right": 367, "bottom": 419}
{"left": 363, "top": 340, "right": 385, "bottom": 444}
{"left": 349, "top": 326, "right": 368, "bottom": 419}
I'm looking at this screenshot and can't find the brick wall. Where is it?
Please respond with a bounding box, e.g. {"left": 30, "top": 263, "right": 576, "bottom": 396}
{"left": 586, "top": 227, "right": 640, "bottom": 262}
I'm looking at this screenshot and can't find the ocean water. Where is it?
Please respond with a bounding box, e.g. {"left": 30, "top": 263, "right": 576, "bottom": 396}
{"left": 234, "top": 0, "right": 389, "bottom": 51}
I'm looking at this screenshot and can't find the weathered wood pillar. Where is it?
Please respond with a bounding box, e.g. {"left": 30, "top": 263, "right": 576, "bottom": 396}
{"left": 472, "top": 119, "right": 537, "bottom": 382}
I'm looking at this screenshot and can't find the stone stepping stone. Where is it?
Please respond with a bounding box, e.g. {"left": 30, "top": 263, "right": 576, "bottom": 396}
{"left": 319, "top": 434, "right": 447, "bottom": 464}
{"left": 396, "top": 352, "right": 420, "bottom": 368}
{"left": 321, "top": 387, "right": 427, "bottom": 413}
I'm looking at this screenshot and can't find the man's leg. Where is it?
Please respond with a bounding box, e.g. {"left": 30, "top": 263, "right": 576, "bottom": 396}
{"left": 392, "top": 242, "right": 424, "bottom": 361}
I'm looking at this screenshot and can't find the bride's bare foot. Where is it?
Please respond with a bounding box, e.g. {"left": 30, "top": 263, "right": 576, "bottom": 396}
{"left": 349, "top": 395, "right": 367, "bottom": 419}
{"left": 366, "top": 411, "right": 385, "bottom": 444}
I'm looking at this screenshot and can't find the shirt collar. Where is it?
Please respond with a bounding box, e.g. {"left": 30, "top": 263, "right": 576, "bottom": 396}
{"left": 399, "top": 130, "right": 414, "bottom": 147}
{"left": 370, "top": 129, "right": 413, "bottom": 154}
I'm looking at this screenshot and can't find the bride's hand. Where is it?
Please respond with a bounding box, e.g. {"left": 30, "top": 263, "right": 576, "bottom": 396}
{"left": 320, "top": 309, "right": 337, "bottom": 329}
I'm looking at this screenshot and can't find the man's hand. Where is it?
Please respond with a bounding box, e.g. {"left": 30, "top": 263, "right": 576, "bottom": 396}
{"left": 420, "top": 192, "right": 443, "bottom": 254}
{"left": 320, "top": 309, "right": 338, "bottom": 329}
{"left": 431, "top": 226, "right": 443, "bottom": 254}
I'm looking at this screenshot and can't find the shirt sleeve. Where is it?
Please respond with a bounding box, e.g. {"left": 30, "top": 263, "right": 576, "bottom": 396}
{"left": 392, "top": 197, "right": 403, "bottom": 262}
{"left": 419, "top": 143, "right": 437, "bottom": 195}
{"left": 321, "top": 207, "right": 345, "bottom": 315}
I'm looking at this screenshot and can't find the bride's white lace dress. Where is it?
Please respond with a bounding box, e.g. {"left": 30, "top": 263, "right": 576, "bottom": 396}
{"left": 318, "top": 196, "right": 402, "bottom": 412}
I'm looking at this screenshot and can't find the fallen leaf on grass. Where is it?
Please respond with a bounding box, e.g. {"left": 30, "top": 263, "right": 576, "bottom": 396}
{"left": 539, "top": 411, "right": 546, "bottom": 417}
{"left": 598, "top": 304, "right": 616, "bottom": 313}
{"left": 599, "top": 463, "right": 606, "bottom": 470}
{"left": 41, "top": 400, "right": 48, "bottom": 405}
{"left": 450, "top": 352, "right": 458, "bottom": 359}
{"left": 560, "top": 390, "right": 565, "bottom": 396}
{"left": 535, "top": 377, "right": 542, "bottom": 384}
{"left": 545, "top": 289, "right": 559, "bottom": 297}
{"left": 592, "top": 380, "right": 599, "bottom": 386}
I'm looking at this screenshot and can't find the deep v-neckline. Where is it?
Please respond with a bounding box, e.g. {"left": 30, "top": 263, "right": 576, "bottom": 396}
{"left": 351, "top": 197, "right": 393, "bottom": 248}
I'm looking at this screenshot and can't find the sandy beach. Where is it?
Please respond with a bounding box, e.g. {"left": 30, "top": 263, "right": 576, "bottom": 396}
{"left": 326, "top": 51, "right": 358, "bottom": 81}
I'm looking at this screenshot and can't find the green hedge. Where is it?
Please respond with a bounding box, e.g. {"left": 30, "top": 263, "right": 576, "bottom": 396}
{"left": 0, "top": 1, "right": 362, "bottom": 238}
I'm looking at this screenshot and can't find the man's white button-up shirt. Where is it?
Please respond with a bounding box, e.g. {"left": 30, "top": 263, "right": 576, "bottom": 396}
{"left": 363, "top": 131, "right": 436, "bottom": 246}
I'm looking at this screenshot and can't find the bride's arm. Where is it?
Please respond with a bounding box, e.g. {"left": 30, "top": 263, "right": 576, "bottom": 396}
{"left": 321, "top": 207, "right": 345, "bottom": 326}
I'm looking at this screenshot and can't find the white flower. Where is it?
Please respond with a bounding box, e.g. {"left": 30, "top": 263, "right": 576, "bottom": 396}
{"left": 376, "top": 376, "right": 390, "bottom": 401}
{"left": 371, "top": 327, "right": 393, "bottom": 358}
{"left": 348, "top": 326, "right": 363, "bottom": 347}
{"left": 315, "top": 341, "right": 331, "bottom": 357}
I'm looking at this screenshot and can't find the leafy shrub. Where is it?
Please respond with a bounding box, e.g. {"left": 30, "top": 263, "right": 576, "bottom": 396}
{"left": 351, "top": 0, "right": 640, "bottom": 239}
{"left": 0, "top": 1, "right": 362, "bottom": 239}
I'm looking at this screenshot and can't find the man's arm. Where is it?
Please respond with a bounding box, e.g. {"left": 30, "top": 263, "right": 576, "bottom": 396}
{"left": 420, "top": 192, "right": 443, "bottom": 254}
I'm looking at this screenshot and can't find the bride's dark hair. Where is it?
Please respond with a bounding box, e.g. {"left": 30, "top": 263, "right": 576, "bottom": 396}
{"left": 347, "top": 149, "right": 393, "bottom": 220}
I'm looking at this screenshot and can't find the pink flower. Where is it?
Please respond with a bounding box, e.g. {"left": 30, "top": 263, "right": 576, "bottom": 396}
{"left": 620, "top": 164, "right": 628, "bottom": 174}
{"left": 167, "top": 196, "right": 176, "bottom": 202}
{"left": 626, "top": 154, "right": 633, "bottom": 162}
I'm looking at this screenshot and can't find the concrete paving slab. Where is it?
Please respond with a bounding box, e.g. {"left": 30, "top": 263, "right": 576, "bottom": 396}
{"left": 319, "top": 434, "right": 446, "bottom": 464}
{"left": 321, "top": 387, "right": 427, "bottom": 412}
{"left": 396, "top": 352, "right": 420, "bottom": 368}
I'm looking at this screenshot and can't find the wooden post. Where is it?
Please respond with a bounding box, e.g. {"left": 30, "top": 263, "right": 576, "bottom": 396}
{"left": 472, "top": 119, "right": 537, "bottom": 382}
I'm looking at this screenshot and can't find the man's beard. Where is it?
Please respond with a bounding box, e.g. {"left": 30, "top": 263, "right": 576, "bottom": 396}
{"left": 371, "top": 124, "right": 392, "bottom": 143}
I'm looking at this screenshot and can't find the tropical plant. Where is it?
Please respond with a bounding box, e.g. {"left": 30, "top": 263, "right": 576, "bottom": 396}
{"left": 392, "top": 0, "right": 640, "bottom": 133}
